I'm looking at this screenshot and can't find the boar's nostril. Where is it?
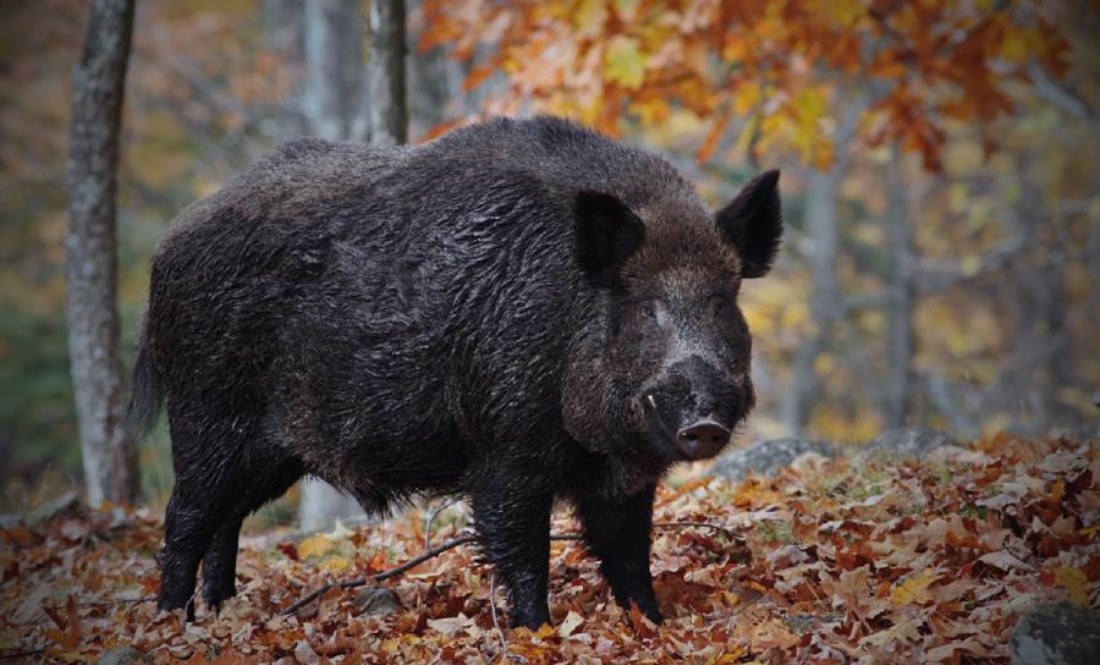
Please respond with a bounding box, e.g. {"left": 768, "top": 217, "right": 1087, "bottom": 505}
{"left": 675, "top": 420, "right": 731, "bottom": 460}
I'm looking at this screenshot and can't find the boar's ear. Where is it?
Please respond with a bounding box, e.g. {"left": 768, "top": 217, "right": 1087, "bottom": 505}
{"left": 573, "top": 190, "right": 646, "bottom": 283}
{"left": 716, "top": 170, "right": 782, "bottom": 278}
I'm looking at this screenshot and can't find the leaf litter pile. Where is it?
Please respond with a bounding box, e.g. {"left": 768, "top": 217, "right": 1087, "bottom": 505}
{"left": 2, "top": 434, "right": 1097, "bottom": 664}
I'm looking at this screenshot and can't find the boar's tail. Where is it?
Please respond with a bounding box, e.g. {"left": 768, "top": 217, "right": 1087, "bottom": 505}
{"left": 127, "top": 314, "right": 162, "bottom": 441}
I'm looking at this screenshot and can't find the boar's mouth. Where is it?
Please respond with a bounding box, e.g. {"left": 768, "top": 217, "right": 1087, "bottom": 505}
{"left": 638, "top": 393, "right": 737, "bottom": 462}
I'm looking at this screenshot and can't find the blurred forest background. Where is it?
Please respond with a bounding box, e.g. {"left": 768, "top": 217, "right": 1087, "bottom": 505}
{"left": 1, "top": 0, "right": 1097, "bottom": 518}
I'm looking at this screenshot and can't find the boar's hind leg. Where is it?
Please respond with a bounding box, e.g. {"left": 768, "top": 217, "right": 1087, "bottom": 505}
{"left": 200, "top": 458, "right": 304, "bottom": 611}
{"left": 158, "top": 479, "right": 216, "bottom": 617}
{"left": 574, "top": 483, "right": 662, "bottom": 623}
{"left": 469, "top": 481, "right": 554, "bottom": 630}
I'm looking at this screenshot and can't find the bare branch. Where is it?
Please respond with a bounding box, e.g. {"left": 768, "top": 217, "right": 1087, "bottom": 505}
{"left": 915, "top": 237, "right": 1026, "bottom": 294}
{"left": 1028, "top": 61, "right": 1100, "bottom": 132}
{"left": 0, "top": 648, "right": 45, "bottom": 660}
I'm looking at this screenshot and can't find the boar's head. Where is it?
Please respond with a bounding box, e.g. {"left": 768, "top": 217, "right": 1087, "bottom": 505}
{"left": 564, "top": 171, "right": 782, "bottom": 467}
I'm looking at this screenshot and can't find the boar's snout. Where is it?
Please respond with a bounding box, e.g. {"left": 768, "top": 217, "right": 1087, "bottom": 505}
{"left": 676, "top": 419, "right": 731, "bottom": 460}
{"left": 642, "top": 354, "right": 750, "bottom": 461}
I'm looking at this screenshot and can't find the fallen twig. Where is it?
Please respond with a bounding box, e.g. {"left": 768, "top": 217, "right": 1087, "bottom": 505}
{"left": 423, "top": 498, "right": 461, "bottom": 550}
{"left": 652, "top": 521, "right": 738, "bottom": 539}
{"left": 283, "top": 534, "right": 477, "bottom": 615}
{"left": 0, "top": 648, "right": 45, "bottom": 660}
{"left": 78, "top": 595, "right": 156, "bottom": 608}
{"left": 488, "top": 573, "right": 512, "bottom": 661}
{"left": 282, "top": 521, "right": 728, "bottom": 616}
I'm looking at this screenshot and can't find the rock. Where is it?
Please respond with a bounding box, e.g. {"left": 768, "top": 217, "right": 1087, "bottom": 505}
{"left": 1010, "top": 602, "right": 1100, "bottom": 665}
{"left": 709, "top": 438, "right": 837, "bottom": 481}
{"left": 856, "top": 428, "right": 962, "bottom": 465}
{"left": 1048, "top": 424, "right": 1100, "bottom": 444}
{"left": 354, "top": 587, "right": 400, "bottom": 615}
{"left": 98, "top": 647, "right": 152, "bottom": 665}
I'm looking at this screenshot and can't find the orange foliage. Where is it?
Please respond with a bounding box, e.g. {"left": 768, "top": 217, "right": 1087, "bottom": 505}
{"left": 420, "top": 0, "right": 1070, "bottom": 170}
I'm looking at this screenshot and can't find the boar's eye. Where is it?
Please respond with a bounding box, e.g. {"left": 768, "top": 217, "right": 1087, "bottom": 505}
{"left": 639, "top": 300, "right": 666, "bottom": 327}
{"left": 707, "top": 293, "right": 733, "bottom": 320}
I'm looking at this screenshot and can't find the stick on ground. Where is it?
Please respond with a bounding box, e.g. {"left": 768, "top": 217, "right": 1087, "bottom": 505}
{"left": 282, "top": 521, "right": 731, "bottom": 616}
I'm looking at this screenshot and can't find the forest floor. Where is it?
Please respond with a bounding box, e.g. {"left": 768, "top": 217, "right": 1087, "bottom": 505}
{"left": 1, "top": 433, "right": 1096, "bottom": 664}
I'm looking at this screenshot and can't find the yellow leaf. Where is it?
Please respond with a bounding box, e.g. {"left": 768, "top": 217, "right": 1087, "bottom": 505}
{"left": 999, "top": 29, "right": 1031, "bottom": 63}
{"left": 572, "top": 0, "right": 607, "bottom": 34}
{"left": 813, "top": 353, "right": 835, "bottom": 374}
{"left": 813, "top": 0, "right": 864, "bottom": 27}
{"left": 959, "top": 255, "right": 982, "bottom": 277}
{"left": 733, "top": 81, "right": 761, "bottom": 117}
{"left": 891, "top": 570, "right": 941, "bottom": 607}
{"left": 604, "top": 35, "right": 646, "bottom": 90}
{"left": 323, "top": 555, "right": 351, "bottom": 573}
{"left": 1054, "top": 567, "right": 1089, "bottom": 606}
{"left": 793, "top": 87, "right": 827, "bottom": 121}
{"left": 297, "top": 534, "right": 338, "bottom": 560}
{"left": 632, "top": 97, "right": 671, "bottom": 125}
{"left": 613, "top": 0, "right": 639, "bottom": 19}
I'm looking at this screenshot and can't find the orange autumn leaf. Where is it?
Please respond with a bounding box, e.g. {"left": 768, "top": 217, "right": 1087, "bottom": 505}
{"left": 421, "top": 0, "right": 1070, "bottom": 168}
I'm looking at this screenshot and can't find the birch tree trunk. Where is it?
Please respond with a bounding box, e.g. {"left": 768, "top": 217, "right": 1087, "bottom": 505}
{"left": 303, "top": 0, "right": 364, "bottom": 142}
{"left": 883, "top": 147, "right": 915, "bottom": 428}
{"left": 298, "top": 0, "right": 367, "bottom": 531}
{"left": 368, "top": 0, "right": 407, "bottom": 145}
{"left": 66, "top": 0, "right": 138, "bottom": 507}
{"left": 263, "top": 0, "right": 307, "bottom": 141}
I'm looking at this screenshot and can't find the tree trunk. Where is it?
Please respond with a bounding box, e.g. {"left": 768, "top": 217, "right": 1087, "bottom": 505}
{"left": 298, "top": 0, "right": 368, "bottom": 531}
{"left": 303, "top": 0, "right": 364, "bottom": 141}
{"left": 407, "top": 8, "right": 452, "bottom": 138}
{"left": 66, "top": 0, "right": 138, "bottom": 507}
{"left": 264, "top": 0, "right": 304, "bottom": 61}
{"left": 263, "top": 0, "right": 307, "bottom": 141}
{"left": 368, "top": 0, "right": 407, "bottom": 145}
{"left": 780, "top": 105, "right": 859, "bottom": 436}
{"left": 883, "top": 147, "right": 915, "bottom": 428}
{"left": 781, "top": 168, "right": 841, "bottom": 434}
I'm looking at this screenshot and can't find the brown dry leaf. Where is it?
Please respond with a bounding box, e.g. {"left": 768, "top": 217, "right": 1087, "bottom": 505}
{"left": 558, "top": 611, "right": 584, "bottom": 638}
{"left": 4, "top": 432, "right": 1094, "bottom": 663}
{"left": 426, "top": 613, "right": 477, "bottom": 637}
{"left": 749, "top": 618, "right": 800, "bottom": 651}
{"left": 925, "top": 636, "right": 995, "bottom": 662}
{"left": 208, "top": 648, "right": 247, "bottom": 665}
{"left": 976, "top": 551, "right": 1033, "bottom": 572}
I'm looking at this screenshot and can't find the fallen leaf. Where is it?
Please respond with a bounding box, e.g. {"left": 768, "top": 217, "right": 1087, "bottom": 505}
{"left": 891, "top": 570, "right": 942, "bottom": 607}
{"left": 558, "top": 611, "right": 584, "bottom": 638}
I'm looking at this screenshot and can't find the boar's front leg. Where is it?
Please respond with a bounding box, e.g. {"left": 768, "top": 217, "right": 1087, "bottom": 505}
{"left": 574, "top": 483, "right": 663, "bottom": 623}
{"left": 469, "top": 478, "right": 554, "bottom": 630}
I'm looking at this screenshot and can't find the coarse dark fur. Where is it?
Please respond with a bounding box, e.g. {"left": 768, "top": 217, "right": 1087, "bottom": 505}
{"left": 131, "top": 116, "right": 782, "bottom": 629}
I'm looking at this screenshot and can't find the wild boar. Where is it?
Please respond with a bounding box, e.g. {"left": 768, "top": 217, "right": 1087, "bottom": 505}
{"left": 130, "top": 116, "right": 782, "bottom": 628}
